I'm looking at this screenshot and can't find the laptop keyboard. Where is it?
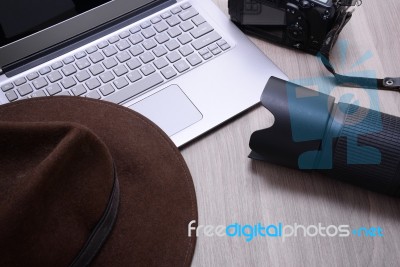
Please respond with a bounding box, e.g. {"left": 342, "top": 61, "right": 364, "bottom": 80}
{"left": 1, "top": 2, "right": 231, "bottom": 104}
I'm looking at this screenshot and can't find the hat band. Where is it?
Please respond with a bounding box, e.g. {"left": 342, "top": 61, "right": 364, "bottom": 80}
{"left": 69, "top": 166, "right": 120, "bottom": 267}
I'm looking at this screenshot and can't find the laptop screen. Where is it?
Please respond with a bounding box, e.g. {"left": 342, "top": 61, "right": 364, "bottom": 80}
{"left": 0, "top": 0, "right": 113, "bottom": 47}
{"left": 0, "top": 0, "right": 163, "bottom": 70}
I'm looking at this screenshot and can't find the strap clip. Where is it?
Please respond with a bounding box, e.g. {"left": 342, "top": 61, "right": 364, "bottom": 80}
{"left": 383, "top": 77, "right": 400, "bottom": 89}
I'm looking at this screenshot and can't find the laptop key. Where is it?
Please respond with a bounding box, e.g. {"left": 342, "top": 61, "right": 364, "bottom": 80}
{"left": 181, "top": 3, "right": 192, "bottom": 9}
{"left": 201, "top": 52, "right": 213, "bottom": 60}
{"left": 103, "top": 46, "right": 118, "bottom": 57}
{"left": 47, "top": 71, "right": 63, "bottom": 83}
{"left": 142, "top": 27, "right": 156, "bottom": 39}
{"left": 127, "top": 70, "right": 142, "bottom": 83}
{"left": 1, "top": 83, "right": 14, "bottom": 92}
{"left": 86, "top": 78, "right": 101, "bottom": 90}
{"left": 46, "top": 84, "right": 62, "bottom": 95}
{"left": 208, "top": 43, "right": 218, "bottom": 51}
{"left": 104, "top": 73, "right": 163, "bottom": 104}
{"left": 166, "top": 16, "right": 180, "bottom": 27}
{"left": 31, "top": 90, "right": 47, "bottom": 98}
{"left": 89, "top": 52, "right": 105, "bottom": 63}
{"left": 161, "top": 66, "right": 177, "bottom": 79}
{"left": 63, "top": 56, "right": 75, "bottom": 65}
{"left": 179, "top": 8, "right": 199, "bottom": 21}
{"left": 174, "top": 60, "right": 190, "bottom": 73}
{"left": 187, "top": 54, "right": 202, "bottom": 66}
{"left": 5, "top": 90, "right": 18, "bottom": 102}
{"left": 165, "top": 39, "right": 180, "bottom": 51}
{"left": 126, "top": 58, "right": 142, "bottom": 70}
{"left": 39, "top": 66, "right": 51, "bottom": 75}
{"left": 71, "top": 84, "right": 87, "bottom": 96}
{"left": 89, "top": 64, "right": 105, "bottom": 76}
{"left": 113, "top": 77, "right": 129, "bottom": 89}
{"left": 151, "top": 16, "right": 162, "bottom": 24}
{"left": 100, "top": 84, "right": 115, "bottom": 96}
{"left": 27, "top": 72, "right": 39, "bottom": 81}
{"left": 153, "top": 57, "right": 169, "bottom": 69}
{"left": 161, "top": 12, "right": 171, "bottom": 19}
{"left": 217, "top": 39, "right": 227, "bottom": 46}
{"left": 192, "top": 15, "right": 206, "bottom": 26}
{"left": 140, "top": 21, "right": 151, "bottom": 29}
{"left": 199, "top": 48, "right": 209, "bottom": 55}
{"left": 97, "top": 41, "right": 109, "bottom": 49}
{"left": 61, "top": 77, "right": 77, "bottom": 89}
{"left": 140, "top": 52, "right": 155, "bottom": 64}
{"left": 86, "top": 46, "right": 98, "bottom": 54}
{"left": 76, "top": 58, "right": 91, "bottom": 70}
{"left": 166, "top": 51, "right": 181, "bottom": 63}
{"left": 116, "top": 51, "right": 131, "bottom": 63}
{"left": 167, "top": 27, "right": 182, "bottom": 38}
{"left": 113, "top": 65, "right": 128, "bottom": 77}
{"left": 191, "top": 31, "right": 221, "bottom": 50}
{"left": 74, "top": 51, "right": 86, "bottom": 59}
{"left": 220, "top": 43, "right": 231, "bottom": 51}
{"left": 129, "top": 26, "right": 141, "bottom": 34}
{"left": 17, "top": 84, "right": 33, "bottom": 96}
{"left": 51, "top": 61, "right": 63, "bottom": 70}
{"left": 32, "top": 77, "right": 48, "bottom": 89}
{"left": 154, "top": 21, "right": 168, "bottom": 33}
{"left": 99, "top": 71, "right": 115, "bottom": 83}
{"left": 129, "top": 34, "right": 143, "bottom": 45}
{"left": 129, "top": 45, "right": 144, "bottom": 56}
{"left": 178, "top": 34, "right": 192, "bottom": 45}
{"left": 108, "top": 35, "right": 119, "bottom": 44}
{"left": 119, "top": 31, "right": 130, "bottom": 39}
{"left": 103, "top": 58, "right": 119, "bottom": 69}
{"left": 14, "top": 78, "right": 27, "bottom": 86}
{"left": 86, "top": 90, "right": 102, "bottom": 99}
{"left": 211, "top": 48, "right": 222, "bottom": 55}
{"left": 180, "top": 21, "right": 194, "bottom": 32}
{"left": 140, "top": 64, "right": 156, "bottom": 76}
{"left": 116, "top": 40, "right": 131, "bottom": 51}
{"left": 75, "top": 70, "right": 91, "bottom": 82}
{"left": 142, "top": 39, "right": 157, "bottom": 50}
{"left": 171, "top": 7, "right": 182, "bottom": 14}
{"left": 62, "top": 65, "right": 77, "bottom": 76}
{"left": 190, "top": 22, "right": 213, "bottom": 38}
{"left": 179, "top": 45, "right": 194, "bottom": 56}
{"left": 153, "top": 46, "right": 168, "bottom": 57}
{"left": 155, "top": 33, "right": 169, "bottom": 44}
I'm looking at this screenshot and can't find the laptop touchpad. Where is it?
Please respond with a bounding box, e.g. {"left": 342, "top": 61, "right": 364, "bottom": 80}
{"left": 129, "top": 85, "right": 203, "bottom": 136}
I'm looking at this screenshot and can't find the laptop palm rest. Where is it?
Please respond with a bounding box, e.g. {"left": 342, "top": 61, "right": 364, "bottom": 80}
{"left": 129, "top": 85, "right": 203, "bottom": 136}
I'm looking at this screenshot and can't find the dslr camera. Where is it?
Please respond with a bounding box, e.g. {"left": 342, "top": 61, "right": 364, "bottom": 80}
{"left": 229, "top": 0, "right": 358, "bottom": 54}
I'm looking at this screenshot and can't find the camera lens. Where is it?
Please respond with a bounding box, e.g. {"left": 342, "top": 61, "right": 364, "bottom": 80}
{"left": 249, "top": 77, "right": 400, "bottom": 196}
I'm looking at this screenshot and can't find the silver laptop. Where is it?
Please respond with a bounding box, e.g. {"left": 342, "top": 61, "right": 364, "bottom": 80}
{"left": 0, "top": 0, "right": 286, "bottom": 147}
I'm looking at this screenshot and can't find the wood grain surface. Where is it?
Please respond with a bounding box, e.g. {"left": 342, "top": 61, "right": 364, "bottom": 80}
{"left": 182, "top": 0, "right": 400, "bottom": 266}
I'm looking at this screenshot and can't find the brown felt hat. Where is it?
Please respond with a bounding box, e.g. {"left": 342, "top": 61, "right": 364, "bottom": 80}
{"left": 0, "top": 97, "right": 198, "bottom": 267}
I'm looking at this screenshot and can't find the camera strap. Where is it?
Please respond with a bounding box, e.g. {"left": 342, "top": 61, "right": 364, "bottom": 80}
{"left": 319, "top": 10, "right": 400, "bottom": 92}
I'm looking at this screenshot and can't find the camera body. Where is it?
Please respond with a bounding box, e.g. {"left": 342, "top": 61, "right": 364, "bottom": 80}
{"left": 229, "top": 0, "right": 350, "bottom": 54}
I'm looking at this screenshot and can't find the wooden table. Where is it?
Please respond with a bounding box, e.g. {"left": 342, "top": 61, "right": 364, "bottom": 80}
{"left": 183, "top": 0, "right": 400, "bottom": 266}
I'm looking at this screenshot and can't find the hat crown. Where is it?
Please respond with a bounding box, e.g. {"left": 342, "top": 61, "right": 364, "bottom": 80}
{"left": 0, "top": 97, "right": 198, "bottom": 267}
{"left": 0, "top": 122, "right": 115, "bottom": 266}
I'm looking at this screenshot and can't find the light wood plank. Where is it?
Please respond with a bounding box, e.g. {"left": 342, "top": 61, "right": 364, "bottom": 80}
{"left": 182, "top": 1, "right": 400, "bottom": 266}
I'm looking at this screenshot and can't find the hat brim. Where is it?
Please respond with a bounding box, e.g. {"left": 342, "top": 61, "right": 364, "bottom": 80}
{"left": 0, "top": 97, "right": 197, "bottom": 266}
